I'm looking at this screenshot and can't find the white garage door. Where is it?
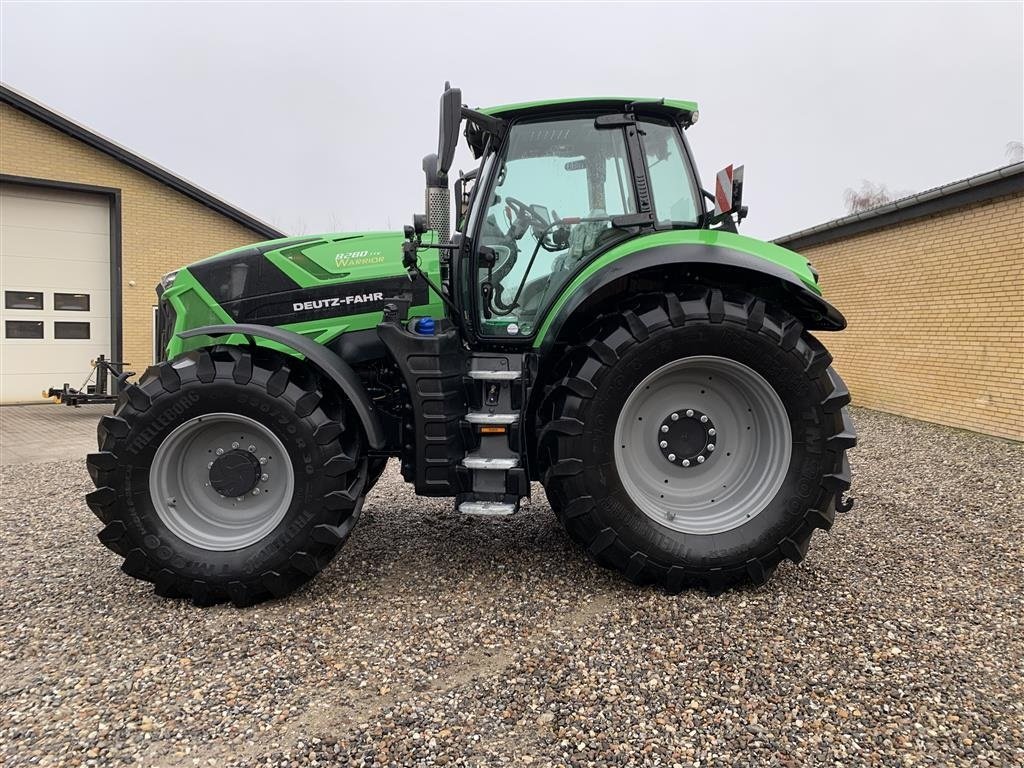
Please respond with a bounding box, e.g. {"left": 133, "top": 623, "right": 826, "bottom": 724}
{"left": 0, "top": 183, "right": 112, "bottom": 403}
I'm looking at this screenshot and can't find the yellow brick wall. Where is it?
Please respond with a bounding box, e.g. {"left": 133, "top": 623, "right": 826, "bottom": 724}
{"left": 798, "top": 191, "right": 1023, "bottom": 441}
{"left": 0, "top": 102, "right": 271, "bottom": 371}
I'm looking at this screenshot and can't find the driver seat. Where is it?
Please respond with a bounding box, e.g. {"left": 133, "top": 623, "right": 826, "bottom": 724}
{"left": 564, "top": 208, "right": 609, "bottom": 267}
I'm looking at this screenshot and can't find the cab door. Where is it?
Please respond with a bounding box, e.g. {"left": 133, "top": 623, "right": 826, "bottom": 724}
{"left": 469, "top": 115, "right": 638, "bottom": 340}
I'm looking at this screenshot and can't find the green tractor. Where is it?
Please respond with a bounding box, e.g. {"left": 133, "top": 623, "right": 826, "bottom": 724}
{"left": 86, "top": 86, "right": 855, "bottom": 606}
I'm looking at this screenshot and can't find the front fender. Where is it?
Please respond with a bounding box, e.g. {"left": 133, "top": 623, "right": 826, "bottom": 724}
{"left": 533, "top": 230, "right": 845, "bottom": 351}
{"left": 178, "top": 323, "right": 386, "bottom": 450}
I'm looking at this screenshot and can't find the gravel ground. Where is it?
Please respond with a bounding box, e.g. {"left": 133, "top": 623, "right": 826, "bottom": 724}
{"left": 1, "top": 407, "right": 1021, "bottom": 767}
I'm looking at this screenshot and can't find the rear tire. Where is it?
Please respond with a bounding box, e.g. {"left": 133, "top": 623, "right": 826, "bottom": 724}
{"left": 86, "top": 346, "right": 368, "bottom": 607}
{"left": 537, "top": 288, "right": 855, "bottom": 593}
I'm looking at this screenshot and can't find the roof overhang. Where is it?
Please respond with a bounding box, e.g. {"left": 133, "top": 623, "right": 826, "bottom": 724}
{"left": 479, "top": 96, "right": 698, "bottom": 120}
{"left": 467, "top": 97, "right": 699, "bottom": 157}
{"left": 775, "top": 162, "right": 1024, "bottom": 251}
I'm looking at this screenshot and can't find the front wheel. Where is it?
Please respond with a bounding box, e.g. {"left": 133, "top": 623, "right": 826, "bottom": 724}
{"left": 538, "top": 288, "right": 856, "bottom": 593}
{"left": 86, "top": 346, "right": 368, "bottom": 607}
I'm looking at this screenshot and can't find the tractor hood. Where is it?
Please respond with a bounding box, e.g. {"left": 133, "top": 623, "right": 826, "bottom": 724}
{"left": 160, "top": 230, "right": 444, "bottom": 360}
{"left": 178, "top": 230, "right": 428, "bottom": 318}
{"left": 187, "top": 230, "right": 411, "bottom": 286}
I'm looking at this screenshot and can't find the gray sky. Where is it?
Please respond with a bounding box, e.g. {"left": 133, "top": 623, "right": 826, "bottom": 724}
{"left": 2, "top": 2, "right": 1022, "bottom": 240}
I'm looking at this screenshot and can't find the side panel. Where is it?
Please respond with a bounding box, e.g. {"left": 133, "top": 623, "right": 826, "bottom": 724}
{"left": 162, "top": 231, "right": 446, "bottom": 359}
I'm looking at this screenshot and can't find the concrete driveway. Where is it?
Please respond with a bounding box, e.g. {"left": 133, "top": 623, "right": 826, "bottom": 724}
{"left": 0, "top": 403, "right": 108, "bottom": 465}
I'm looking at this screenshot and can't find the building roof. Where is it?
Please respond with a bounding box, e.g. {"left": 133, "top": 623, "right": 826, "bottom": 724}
{"left": 479, "top": 97, "right": 699, "bottom": 119}
{"left": 776, "top": 162, "right": 1024, "bottom": 251}
{"left": 0, "top": 83, "right": 285, "bottom": 240}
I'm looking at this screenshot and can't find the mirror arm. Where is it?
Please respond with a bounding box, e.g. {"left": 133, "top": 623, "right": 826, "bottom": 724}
{"left": 461, "top": 107, "right": 506, "bottom": 140}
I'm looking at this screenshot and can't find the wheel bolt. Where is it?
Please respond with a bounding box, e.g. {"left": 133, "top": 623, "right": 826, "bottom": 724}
{"left": 670, "top": 413, "right": 679, "bottom": 421}
{"left": 215, "top": 448, "right": 224, "bottom": 456}
{"left": 261, "top": 473, "right": 268, "bottom": 482}
{"left": 700, "top": 415, "right": 708, "bottom": 423}
{"left": 166, "top": 497, "right": 175, "bottom": 506}
{"left": 682, "top": 459, "right": 690, "bottom": 467}
{"left": 248, "top": 444, "right": 256, "bottom": 453}
{"left": 668, "top": 453, "right": 676, "bottom": 461}
{"left": 666, "top": 511, "right": 676, "bottom": 521}
{"left": 708, "top": 444, "right": 715, "bottom": 451}
{"left": 708, "top": 428, "right": 716, "bottom": 436}
{"left": 236, "top": 496, "right": 243, "bottom": 502}
{"left": 685, "top": 409, "right": 694, "bottom": 417}
{"left": 207, "top": 461, "right": 213, "bottom": 469}
{"left": 231, "top": 441, "right": 239, "bottom": 449}
{"left": 660, "top": 425, "right": 669, "bottom": 433}
{"left": 660, "top": 440, "right": 668, "bottom": 449}
{"left": 252, "top": 488, "right": 261, "bottom": 496}
{"left": 259, "top": 457, "right": 268, "bottom": 465}
{"left": 697, "top": 455, "right": 705, "bottom": 464}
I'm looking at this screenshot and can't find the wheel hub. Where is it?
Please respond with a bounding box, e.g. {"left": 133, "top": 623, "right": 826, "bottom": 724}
{"left": 150, "top": 413, "right": 294, "bottom": 551}
{"left": 613, "top": 356, "right": 792, "bottom": 535}
{"left": 658, "top": 408, "right": 716, "bottom": 467}
{"left": 209, "top": 449, "right": 262, "bottom": 497}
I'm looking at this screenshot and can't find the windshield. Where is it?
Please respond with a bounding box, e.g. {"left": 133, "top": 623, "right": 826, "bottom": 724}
{"left": 473, "top": 117, "right": 636, "bottom": 337}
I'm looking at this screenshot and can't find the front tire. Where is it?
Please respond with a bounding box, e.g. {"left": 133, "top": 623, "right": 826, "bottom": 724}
{"left": 86, "top": 346, "right": 368, "bottom": 607}
{"left": 538, "top": 288, "right": 856, "bottom": 593}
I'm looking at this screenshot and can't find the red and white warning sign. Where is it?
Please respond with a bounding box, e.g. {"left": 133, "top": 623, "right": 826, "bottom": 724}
{"left": 714, "top": 164, "right": 744, "bottom": 217}
{"left": 714, "top": 165, "right": 734, "bottom": 216}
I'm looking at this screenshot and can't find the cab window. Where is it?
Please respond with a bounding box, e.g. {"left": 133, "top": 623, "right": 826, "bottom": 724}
{"left": 639, "top": 120, "right": 700, "bottom": 226}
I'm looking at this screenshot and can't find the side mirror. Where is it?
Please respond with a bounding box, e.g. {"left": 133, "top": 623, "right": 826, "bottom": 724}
{"left": 437, "top": 84, "right": 462, "bottom": 179}
{"left": 713, "top": 164, "right": 744, "bottom": 218}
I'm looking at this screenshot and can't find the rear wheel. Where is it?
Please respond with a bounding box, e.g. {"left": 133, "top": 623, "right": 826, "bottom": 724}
{"left": 538, "top": 288, "right": 855, "bottom": 592}
{"left": 86, "top": 346, "right": 368, "bottom": 607}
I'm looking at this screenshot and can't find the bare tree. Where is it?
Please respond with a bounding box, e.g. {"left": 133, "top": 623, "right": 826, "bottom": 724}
{"left": 1007, "top": 141, "right": 1024, "bottom": 163}
{"left": 326, "top": 212, "right": 344, "bottom": 233}
{"left": 843, "top": 180, "right": 898, "bottom": 213}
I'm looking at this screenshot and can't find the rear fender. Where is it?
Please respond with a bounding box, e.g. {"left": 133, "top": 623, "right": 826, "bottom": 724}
{"left": 178, "top": 323, "right": 386, "bottom": 450}
{"left": 534, "top": 240, "right": 846, "bottom": 354}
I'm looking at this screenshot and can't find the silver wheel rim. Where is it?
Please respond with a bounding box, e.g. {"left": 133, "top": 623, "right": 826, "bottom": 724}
{"left": 150, "top": 413, "right": 295, "bottom": 551}
{"left": 613, "top": 355, "right": 792, "bottom": 534}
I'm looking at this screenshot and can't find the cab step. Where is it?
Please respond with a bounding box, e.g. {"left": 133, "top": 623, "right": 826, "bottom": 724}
{"left": 465, "top": 411, "right": 519, "bottom": 425}
{"left": 467, "top": 369, "right": 521, "bottom": 381}
{"left": 462, "top": 454, "right": 519, "bottom": 470}
{"left": 459, "top": 354, "right": 529, "bottom": 513}
{"left": 458, "top": 500, "right": 519, "bottom": 516}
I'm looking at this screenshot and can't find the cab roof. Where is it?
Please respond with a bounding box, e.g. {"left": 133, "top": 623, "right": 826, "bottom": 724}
{"left": 478, "top": 96, "right": 699, "bottom": 119}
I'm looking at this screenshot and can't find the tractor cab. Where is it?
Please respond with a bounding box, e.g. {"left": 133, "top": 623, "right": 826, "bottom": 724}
{"left": 403, "top": 88, "right": 738, "bottom": 345}
{"left": 465, "top": 101, "right": 704, "bottom": 338}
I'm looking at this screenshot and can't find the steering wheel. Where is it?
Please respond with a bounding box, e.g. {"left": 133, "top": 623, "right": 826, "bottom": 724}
{"left": 504, "top": 196, "right": 548, "bottom": 239}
